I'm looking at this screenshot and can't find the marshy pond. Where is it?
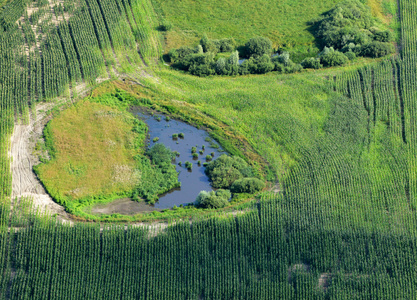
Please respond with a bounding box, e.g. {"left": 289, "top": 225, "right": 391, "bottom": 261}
{"left": 89, "top": 110, "right": 225, "bottom": 214}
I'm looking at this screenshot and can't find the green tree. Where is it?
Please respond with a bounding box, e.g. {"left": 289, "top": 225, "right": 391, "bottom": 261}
{"left": 245, "top": 36, "right": 273, "bottom": 58}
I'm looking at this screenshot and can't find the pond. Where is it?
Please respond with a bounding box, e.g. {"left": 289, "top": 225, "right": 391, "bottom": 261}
{"left": 136, "top": 111, "right": 225, "bottom": 209}
{"left": 87, "top": 109, "right": 226, "bottom": 214}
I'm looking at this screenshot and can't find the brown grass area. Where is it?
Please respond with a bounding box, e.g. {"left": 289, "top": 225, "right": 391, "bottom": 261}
{"left": 367, "top": 0, "right": 393, "bottom": 24}
{"left": 37, "top": 101, "right": 140, "bottom": 202}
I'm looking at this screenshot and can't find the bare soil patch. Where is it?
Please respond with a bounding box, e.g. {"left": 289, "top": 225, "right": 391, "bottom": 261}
{"left": 287, "top": 263, "right": 310, "bottom": 283}
{"left": 90, "top": 198, "right": 161, "bottom": 215}
{"left": 9, "top": 102, "right": 69, "bottom": 219}
{"left": 318, "top": 273, "right": 331, "bottom": 290}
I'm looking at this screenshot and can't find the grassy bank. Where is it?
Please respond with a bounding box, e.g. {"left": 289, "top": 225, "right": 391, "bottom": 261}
{"left": 34, "top": 100, "right": 144, "bottom": 210}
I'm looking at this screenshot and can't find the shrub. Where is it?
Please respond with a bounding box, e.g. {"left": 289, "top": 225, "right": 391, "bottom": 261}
{"left": 315, "top": 0, "right": 374, "bottom": 49}
{"left": 168, "top": 46, "right": 195, "bottom": 64}
{"left": 196, "top": 45, "right": 204, "bottom": 54}
{"left": 320, "top": 50, "right": 349, "bottom": 67}
{"left": 195, "top": 189, "right": 231, "bottom": 209}
{"left": 341, "top": 42, "right": 361, "bottom": 53}
{"left": 181, "top": 53, "right": 212, "bottom": 70}
{"left": 301, "top": 57, "right": 322, "bottom": 69}
{"left": 227, "top": 51, "right": 239, "bottom": 66}
{"left": 230, "top": 178, "right": 265, "bottom": 194}
{"left": 272, "top": 52, "right": 303, "bottom": 73}
{"left": 239, "top": 60, "right": 251, "bottom": 75}
{"left": 248, "top": 55, "right": 274, "bottom": 74}
{"left": 274, "top": 60, "right": 303, "bottom": 73}
{"left": 360, "top": 41, "right": 395, "bottom": 58}
{"left": 205, "top": 155, "right": 253, "bottom": 188}
{"left": 225, "top": 51, "right": 240, "bottom": 75}
{"left": 200, "top": 34, "right": 212, "bottom": 52}
{"left": 219, "top": 38, "right": 236, "bottom": 52}
{"left": 185, "top": 161, "right": 192, "bottom": 170}
{"left": 200, "top": 34, "right": 220, "bottom": 53}
{"left": 245, "top": 36, "right": 273, "bottom": 58}
{"left": 274, "top": 52, "right": 290, "bottom": 65}
{"left": 146, "top": 143, "right": 175, "bottom": 170}
{"left": 158, "top": 20, "right": 173, "bottom": 31}
{"left": 372, "top": 29, "right": 394, "bottom": 42}
{"left": 189, "top": 63, "right": 215, "bottom": 77}
{"left": 344, "top": 51, "right": 356, "bottom": 60}
{"left": 215, "top": 57, "right": 227, "bottom": 75}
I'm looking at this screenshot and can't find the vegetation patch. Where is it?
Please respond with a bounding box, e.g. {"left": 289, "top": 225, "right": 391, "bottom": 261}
{"left": 153, "top": 0, "right": 349, "bottom": 56}
{"left": 163, "top": 0, "right": 396, "bottom": 77}
{"left": 34, "top": 101, "right": 142, "bottom": 210}
{"left": 34, "top": 97, "right": 180, "bottom": 214}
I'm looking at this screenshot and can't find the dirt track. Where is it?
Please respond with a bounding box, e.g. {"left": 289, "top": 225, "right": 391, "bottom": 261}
{"left": 9, "top": 103, "right": 69, "bottom": 219}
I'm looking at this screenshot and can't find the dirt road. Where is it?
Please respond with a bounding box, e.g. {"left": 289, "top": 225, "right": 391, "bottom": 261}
{"left": 9, "top": 103, "right": 68, "bottom": 218}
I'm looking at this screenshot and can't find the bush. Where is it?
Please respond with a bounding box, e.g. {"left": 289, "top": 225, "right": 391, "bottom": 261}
{"left": 271, "top": 52, "right": 303, "bottom": 73}
{"left": 372, "top": 29, "right": 394, "bottom": 42}
{"left": 315, "top": 0, "right": 374, "bottom": 49}
{"left": 320, "top": 50, "right": 349, "bottom": 67}
{"left": 146, "top": 143, "right": 175, "bottom": 170}
{"left": 215, "top": 57, "right": 227, "bottom": 75}
{"left": 341, "top": 42, "right": 361, "bottom": 54}
{"left": 301, "top": 57, "right": 322, "bottom": 69}
{"left": 168, "top": 46, "right": 195, "bottom": 64}
{"left": 205, "top": 155, "right": 253, "bottom": 188}
{"left": 230, "top": 178, "right": 266, "bottom": 194}
{"left": 360, "top": 41, "right": 395, "bottom": 58}
{"left": 344, "top": 51, "right": 356, "bottom": 60}
{"left": 189, "top": 63, "right": 215, "bottom": 77}
{"left": 200, "top": 34, "right": 215, "bottom": 53}
{"left": 227, "top": 51, "right": 239, "bottom": 66}
{"left": 239, "top": 60, "right": 251, "bottom": 75}
{"left": 245, "top": 36, "right": 273, "bottom": 58}
{"left": 158, "top": 20, "right": 173, "bottom": 31}
{"left": 195, "top": 189, "right": 231, "bottom": 209}
{"left": 274, "top": 60, "right": 303, "bottom": 73}
{"left": 219, "top": 38, "right": 236, "bottom": 52}
{"left": 200, "top": 35, "right": 236, "bottom": 53}
{"left": 248, "top": 54, "right": 275, "bottom": 74}
{"left": 225, "top": 51, "right": 240, "bottom": 75}
{"left": 178, "top": 52, "right": 215, "bottom": 76}
{"left": 274, "top": 52, "right": 290, "bottom": 65}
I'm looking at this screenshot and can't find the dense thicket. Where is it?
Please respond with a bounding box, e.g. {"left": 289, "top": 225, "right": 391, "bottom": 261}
{"left": 314, "top": 0, "right": 395, "bottom": 58}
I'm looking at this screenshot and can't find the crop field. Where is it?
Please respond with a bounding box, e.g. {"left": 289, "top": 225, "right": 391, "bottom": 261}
{"left": 1, "top": 0, "right": 417, "bottom": 298}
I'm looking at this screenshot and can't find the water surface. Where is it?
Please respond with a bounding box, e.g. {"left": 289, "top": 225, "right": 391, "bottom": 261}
{"left": 135, "top": 111, "right": 225, "bottom": 209}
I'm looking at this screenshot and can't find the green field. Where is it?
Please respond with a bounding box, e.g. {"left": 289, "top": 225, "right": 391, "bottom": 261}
{"left": 1, "top": 0, "right": 417, "bottom": 298}
{"left": 153, "top": 0, "right": 397, "bottom": 55}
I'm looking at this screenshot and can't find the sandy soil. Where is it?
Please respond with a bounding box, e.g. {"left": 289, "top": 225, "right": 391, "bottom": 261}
{"left": 9, "top": 102, "right": 69, "bottom": 219}
{"left": 90, "top": 198, "right": 161, "bottom": 215}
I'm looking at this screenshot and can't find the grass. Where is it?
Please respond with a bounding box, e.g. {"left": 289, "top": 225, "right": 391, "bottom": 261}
{"left": 152, "top": 0, "right": 397, "bottom": 58}
{"left": 140, "top": 67, "right": 333, "bottom": 179}
{"left": 34, "top": 100, "right": 144, "bottom": 211}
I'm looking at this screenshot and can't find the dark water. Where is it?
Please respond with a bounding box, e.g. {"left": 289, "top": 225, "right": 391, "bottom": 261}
{"left": 136, "top": 111, "right": 225, "bottom": 209}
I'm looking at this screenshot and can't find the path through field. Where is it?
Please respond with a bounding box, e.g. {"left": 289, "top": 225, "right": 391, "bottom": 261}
{"left": 9, "top": 103, "right": 69, "bottom": 219}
